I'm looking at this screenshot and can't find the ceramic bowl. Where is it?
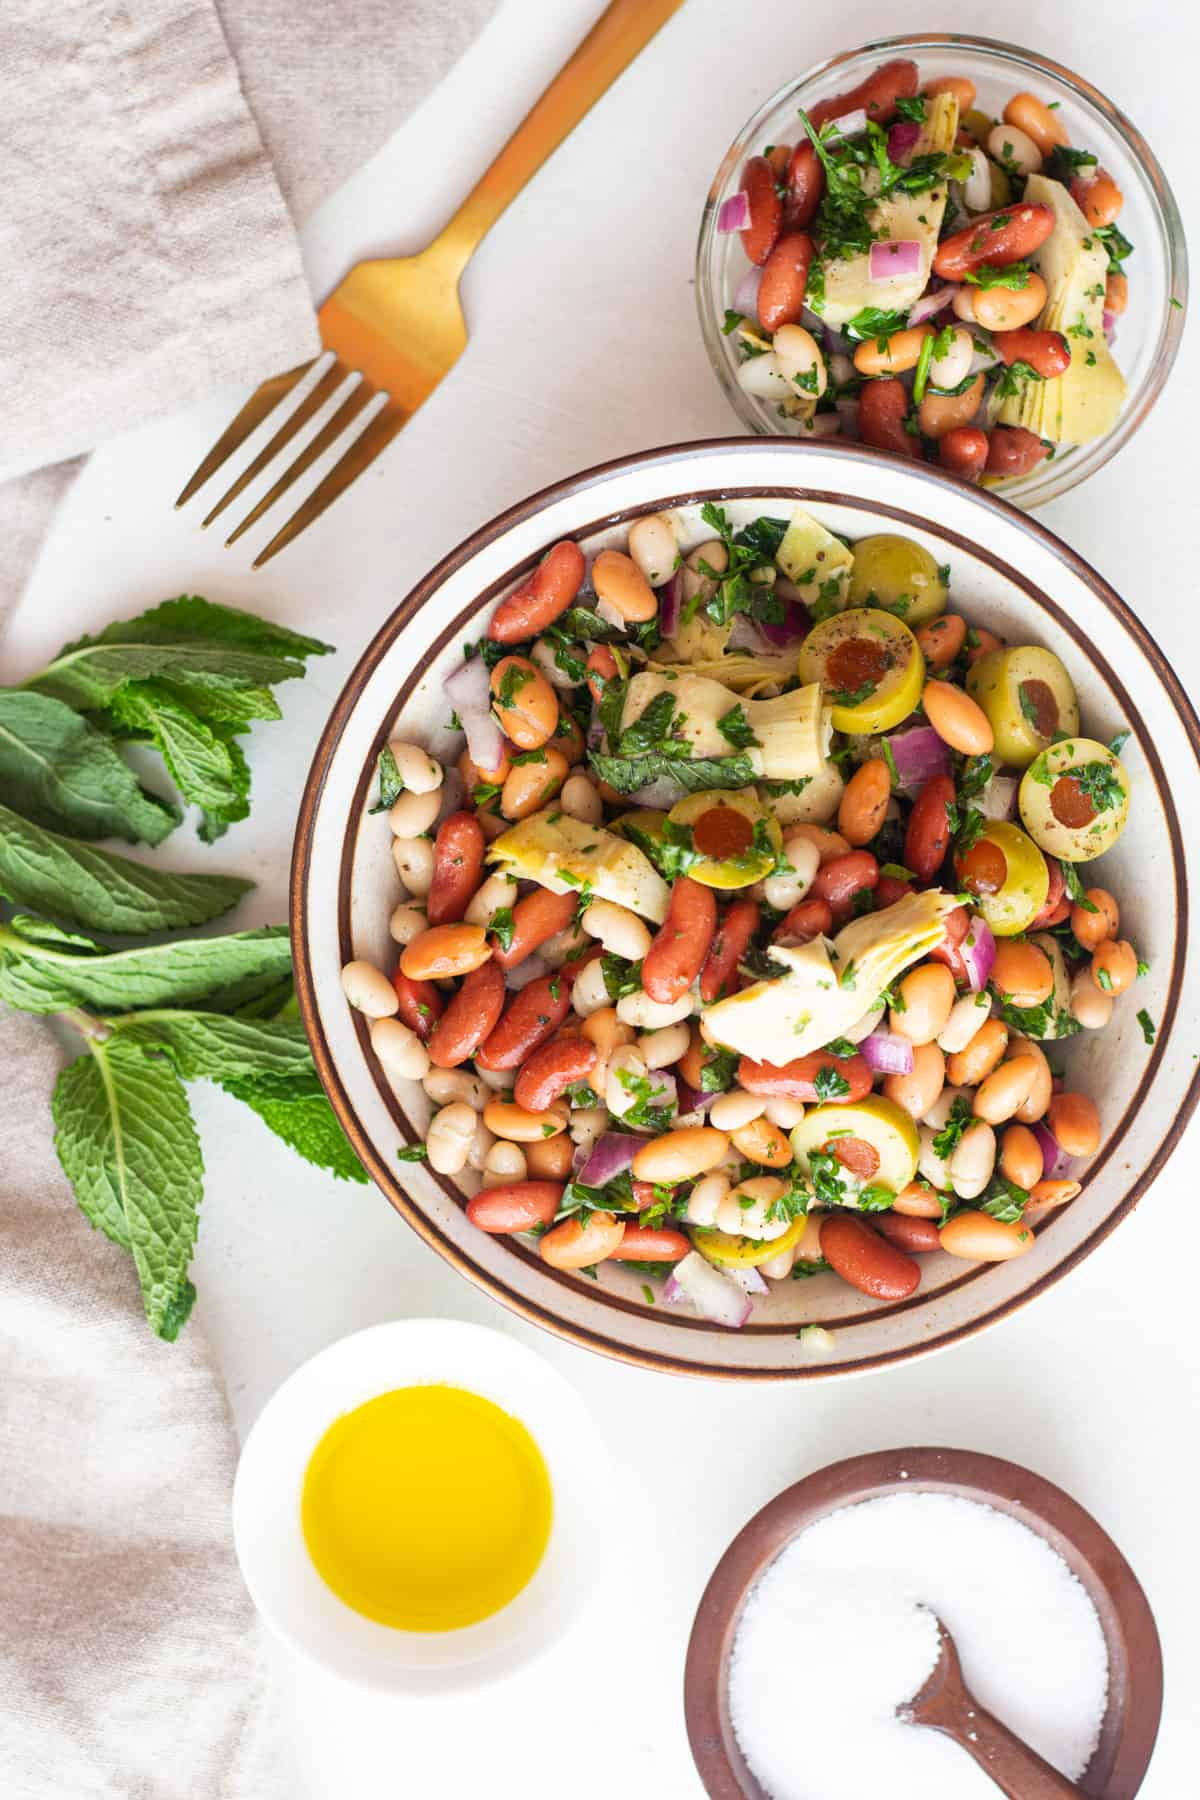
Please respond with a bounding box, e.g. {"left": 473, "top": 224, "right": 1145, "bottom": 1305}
{"left": 231, "top": 1318, "right": 611, "bottom": 1691}
{"left": 683, "top": 1447, "right": 1163, "bottom": 1798}
{"left": 695, "top": 33, "right": 1188, "bottom": 507}
{"left": 291, "top": 437, "right": 1200, "bottom": 1380}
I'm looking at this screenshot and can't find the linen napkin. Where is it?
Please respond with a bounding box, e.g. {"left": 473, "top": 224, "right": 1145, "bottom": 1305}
{"left": 0, "top": 0, "right": 496, "bottom": 1794}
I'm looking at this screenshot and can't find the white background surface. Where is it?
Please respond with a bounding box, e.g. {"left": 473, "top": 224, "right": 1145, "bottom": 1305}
{"left": 5, "top": 1, "right": 1198, "bottom": 1794}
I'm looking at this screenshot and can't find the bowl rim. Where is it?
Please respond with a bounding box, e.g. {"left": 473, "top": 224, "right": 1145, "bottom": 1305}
{"left": 290, "top": 435, "right": 1200, "bottom": 1381}
{"left": 694, "top": 31, "right": 1189, "bottom": 507}
{"left": 682, "top": 1446, "right": 1164, "bottom": 1799}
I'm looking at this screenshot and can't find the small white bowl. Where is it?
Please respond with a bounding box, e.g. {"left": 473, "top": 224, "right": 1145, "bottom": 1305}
{"left": 231, "top": 1318, "right": 611, "bottom": 1691}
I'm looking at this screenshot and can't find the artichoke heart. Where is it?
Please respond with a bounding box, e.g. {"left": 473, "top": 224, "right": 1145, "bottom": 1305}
{"left": 487, "top": 809, "right": 670, "bottom": 922}
{"left": 701, "top": 889, "right": 960, "bottom": 1065}
{"left": 619, "top": 669, "right": 828, "bottom": 783}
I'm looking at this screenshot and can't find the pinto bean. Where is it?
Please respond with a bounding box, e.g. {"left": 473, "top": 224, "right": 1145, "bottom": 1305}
{"left": 854, "top": 326, "right": 932, "bottom": 377}
{"left": 593, "top": 550, "right": 657, "bottom": 624}
{"left": 492, "top": 887, "right": 578, "bottom": 969}
{"left": 918, "top": 374, "right": 986, "bottom": 441}
{"left": 938, "top": 427, "right": 989, "bottom": 480}
{"left": 539, "top": 1212, "right": 625, "bottom": 1269}
{"left": 401, "top": 923, "right": 491, "bottom": 982}
{"left": 489, "top": 656, "right": 558, "bottom": 749}
{"left": 1071, "top": 887, "right": 1119, "bottom": 951}
{"left": 525, "top": 1133, "right": 574, "bottom": 1179}
{"left": 738, "top": 1050, "right": 872, "bottom": 1103}
{"left": 427, "top": 960, "right": 506, "bottom": 1069}
{"left": 1047, "top": 1091, "right": 1102, "bottom": 1157}
{"left": 632, "top": 1127, "right": 729, "bottom": 1184}
{"left": 739, "top": 155, "right": 783, "bottom": 265}
{"left": 1002, "top": 92, "right": 1068, "bottom": 157}
{"left": 758, "top": 233, "right": 815, "bottom": 333}
{"left": 892, "top": 1180, "right": 944, "bottom": 1219}
{"left": 917, "top": 614, "right": 967, "bottom": 669}
{"left": 940, "top": 1211, "right": 1033, "bottom": 1261}
{"left": 884, "top": 1040, "right": 945, "bottom": 1121}
{"left": 932, "top": 204, "right": 1056, "bottom": 279}
{"left": 642, "top": 877, "right": 717, "bottom": 1004}
{"left": 391, "top": 968, "right": 444, "bottom": 1042}
{"left": 858, "top": 378, "right": 921, "bottom": 458}
{"left": 466, "top": 1181, "right": 563, "bottom": 1233}
{"left": 995, "top": 328, "right": 1071, "bottom": 379}
{"left": 1091, "top": 938, "right": 1138, "bottom": 996}
{"left": 513, "top": 1036, "right": 597, "bottom": 1112}
{"left": 820, "top": 1213, "right": 921, "bottom": 1300}
{"left": 731, "top": 1117, "right": 792, "bottom": 1167}
{"left": 922, "top": 680, "right": 994, "bottom": 756}
{"left": 838, "top": 760, "right": 891, "bottom": 846}
{"left": 425, "top": 812, "right": 486, "bottom": 926}
{"left": 476, "top": 973, "right": 573, "bottom": 1070}
{"left": 985, "top": 427, "right": 1050, "bottom": 479}
{"left": 971, "top": 273, "right": 1048, "bottom": 333}
{"left": 488, "top": 541, "right": 586, "bottom": 644}
{"left": 904, "top": 773, "right": 955, "bottom": 880}
{"left": 700, "top": 898, "right": 760, "bottom": 1003}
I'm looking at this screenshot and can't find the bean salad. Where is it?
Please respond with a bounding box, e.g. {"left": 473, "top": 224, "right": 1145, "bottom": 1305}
{"left": 342, "top": 504, "right": 1146, "bottom": 1327}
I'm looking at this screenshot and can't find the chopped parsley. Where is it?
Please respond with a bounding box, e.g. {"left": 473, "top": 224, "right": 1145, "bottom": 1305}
{"left": 396, "top": 1144, "right": 429, "bottom": 1163}
{"left": 932, "top": 1094, "right": 974, "bottom": 1162}
{"left": 813, "top": 1064, "right": 852, "bottom": 1102}
{"left": 721, "top": 308, "right": 745, "bottom": 335}
{"left": 368, "top": 743, "right": 404, "bottom": 813}
{"left": 994, "top": 359, "right": 1045, "bottom": 399}
{"left": 981, "top": 1174, "right": 1029, "bottom": 1224}
{"left": 699, "top": 1045, "right": 740, "bottom": 1094}
{"left": 1137, "top": 1009, "right": 1156, "bottom": 1045}
{"left": 488, "top": 907, "right": 516, "bottom": 951}
{"left": 963, "top": 261, "right": 1032, "bottom": 290}
{"left": 600, "top": 954, "right": 643, "bottom": 1001}
{"left": 1071, "top": 760, "right": 1125, "bottom": 813}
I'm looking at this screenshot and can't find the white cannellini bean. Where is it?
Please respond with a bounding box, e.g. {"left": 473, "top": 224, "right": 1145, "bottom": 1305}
{"left": 716, "top": 1187, "right": 789, "bottom": 1240}
{"left": 465, "top": 872, "right": 518, "bottom": 928}
{"left": 627, "top": 512, "right": 680, "bottom": 588}
{"left": 581, "top": 899, "right": 652, "bottom": 961}
{"left": 482, "top": 1141, "right": 528, "bottom": 1185}
{"left": 388, "top": 903, "right": 428, "bottom": 946}
{"left": 772, "top": 324, "right": 828, "bottom": 397}
{"left": 759, "top": 1244, "right": 798, "bottom": 1280}
{"left": 928, "top": 325, "right": 974, "bottom": 392}
{"left": 962, "top": 145, "right": 993, "bottom": 213}
{"left": 686, "top": 1173, "right": 729, "bottom": 1228}
{"left": 1070, "top": 967, "right": 1113, "bottom": 1030}
{"left": 737, "top": 351, "right": 793, "bottom": 400}
{"left": 793, "top": 1211, "right": 825, "bottom": 1263}
{"left": 478, "top": 1063, "right": 517, "bottom": 1091}
{"left": 571, "top": 958, "right": 611, "bottom": 1017}
{"left": 923, "top": 1084, "right": 969, "bottom": 1130}
{"left": 761, "top": 836, "right": 821, "bottom": 911}
{"left": 617, "top": 989, "right": 695, "bottom": 1029}
{"left": 340, "top": 959, "right": 398, "bottom": 1018}
{"left": 568, "top": 1105, "right": 608, "bottom": 1153}
{"left": 560, "top": 772, "right": 604, "bottom": 826}
{"left": 392, "top": 836, "right": 434, "bottom": 896}
{"left": 950, "top": 1120, "right": 997, "bottom": 1200}
{"left": 422, "top": 1068, "right": 488, "bottom": 1111}
{"left": 388, "top": 788, "right": 442, "bottom": 839}
{"left": 539, "top": 924, "right": 588, "bottom": 966}
{"left": 709, "top": 1089, "right": 767, "bottom": 1131}
{"left": 844, "top": 1001, "right": 886, "bottom": 1044}
{"left": 426, "top": 1102, "right": 477, "bottom": 1175}
{"left": 369, "top": 1016, "right": 430, "bottom": 1080}
{"left": 988, "top": 122, "right": 1042, "bottom": 176}
{"left": 828, "top": 351, "right": 856, "bottom": 386}
{"left": 531, "top": 637, "right": 580, "bottom": 692}
{"left": 387, "top": 740, "right": 443, "bottom": 794}
{"left": 938, "top": 992, "right": 993, "bottom": 1054}
{"left": 918, "top": 1125, "right": 953, "bottom": 1191}
{"left": 466, "top": 1118, "right": 496, "bottom": 1172}
{"left": 639, "top": 1021, "right": 691, "bottom": 1071}
{"left": 765, "top": 1095, "right": 807, "bottom": 1130}
{"left": 605, "top": 1046, "right": 648, "bottom": 1118}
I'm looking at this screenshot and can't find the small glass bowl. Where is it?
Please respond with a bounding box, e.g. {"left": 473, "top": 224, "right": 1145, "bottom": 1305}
{"left": 696, "top": 33, "right": 1187, "bottom": 507}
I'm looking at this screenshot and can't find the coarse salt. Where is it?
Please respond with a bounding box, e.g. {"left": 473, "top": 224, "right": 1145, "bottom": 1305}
{"left": 729, "top": 1492, "right": 1109, "bottom": 1800}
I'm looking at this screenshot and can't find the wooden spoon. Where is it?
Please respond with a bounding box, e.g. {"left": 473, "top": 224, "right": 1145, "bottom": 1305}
{"left": 903, "top": 1610, "right": 1084, "bottom": 1798}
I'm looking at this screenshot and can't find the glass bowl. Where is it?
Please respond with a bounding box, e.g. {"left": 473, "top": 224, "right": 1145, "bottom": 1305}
{"left": 696, "top": 33, "right": 1187, "bottom": 507}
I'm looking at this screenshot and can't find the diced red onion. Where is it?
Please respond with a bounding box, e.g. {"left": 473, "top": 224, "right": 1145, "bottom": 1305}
{"left": 887, "top": 121, "right": 922, "bottom": 163}
{"left": 728, "top": 613, "right": 772, "bottom": 654}
{"left": 835, "top": 396, "right": 861, "bottom": 438}
{"left": 869, "top": 239, "right": 922, "bottom": 282}
{"left": 719, "top": 191, "right": 751, "bottom": 233}
{"left": 578, "top": 1132, "right": 641, "bottom": 1186}
{"left": 1103, "top": 310, "right": 1117, "bottom": 345}
{"left": 676, "top": 1078, "right": 716, "bottom": 1117}
{"left": 1033, "top": 1120, "right": 1074, "bottom": 1180}
{"left": 758, "top": 600, "right": 811, "bottom": 647}
{"left": 910, "top": 284, "right": 960, "bottom": 325}
{"left": 665, "top": 1252, "right": 753, "bottom": 1327}
{"left": 887, "top": 725, "right": 951, "bottom": 793}
{"left": 978, "top": 774, "right": 1020, "bottom": 821}
{"left": 658, "top": 569, "right": 681, "bottom": 640}
{"left": 829, "top": 107, "right": 868, "bottom": 138}
{"left": 960, "top": 915, "right": 996, "bottom": 993}
{"left": 446, "top": 657, "right": 505, "bottom": 775}
{"left": 860, "top": 1030, "right": 916, "bottom": 1076}
{"left": 733, "top": 265, "right": 763, "bottom": 317}
{"left": 729, "top": 1265, "right": 769, "bottom": 1296}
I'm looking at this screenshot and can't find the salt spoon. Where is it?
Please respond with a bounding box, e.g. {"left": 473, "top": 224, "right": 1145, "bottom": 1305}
{"left": 903, "top": 1610, "right": 1085, "bottom": 1797}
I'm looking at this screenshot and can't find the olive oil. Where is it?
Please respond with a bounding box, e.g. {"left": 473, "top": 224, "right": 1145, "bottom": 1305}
{"left": 301, "top": 1384, "right": 552, "bottom": 1631}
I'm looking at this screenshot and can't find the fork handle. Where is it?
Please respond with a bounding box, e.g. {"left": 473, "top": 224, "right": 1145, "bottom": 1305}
{"left": 433, "top": 0, "right": 687, "bottom": 273}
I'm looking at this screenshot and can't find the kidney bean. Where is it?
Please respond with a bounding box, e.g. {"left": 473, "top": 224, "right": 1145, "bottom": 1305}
{"left": 985, "top": 426, "right": 1050, "bottom": 479}
{"left": 642, "top": 877, "right": 717, "bottom": 1004}
{"left": 904, "top": 774, "right": 955, "bottom": 881}
{"left": 391, "top": 968, "right": 444, "bottom": 1042}
{"left": 811, "top": 850, "right": 879, "bottom": 923}
{"left": 501, "top": 746, "right": 569, "bottom": 821}
{"left": 740, "top": 155, "right": 783, "bottom": 266}
{"left": 700, "top": 898, "right": 760, "bottom": 1003}
{"left": 476, "top": 973, "right": 573, "bottom": 1070}
{"left": 784, "top": 140, "right": 824, "bottom": 229}
{"left": 938, "top": 427, "right": 989, "bottom": 480}
{"left": 757, "top": 232, "right": 815, "bottom": 333}
{"left": 875, "top": 873, "right": 913, "bottom": 908}
{"left": 773, "top": 895, "right": 835, "bottom": 945}
{"left": 487, "top": 541, "right": 586, "bottom": 644}
{"left": 514, "top": 1035, "right": 597, "bottom": 1112}
{"left": 427, "top": 960, "right": 506, "bottom": 1069}
{"left": 839, "top": 760, "right": 891, "bottom": 847}
{"left": 540, "top": 1211, "right": 625, "bottom": 1269}
{"left": 492, "top": 887, "right": 577, "bottom": 969}
{"left": 609, "top": 1226, "right": 691, "bottom": 1263}
{"left": 925, "top": 904, "right": 970, "bottom": 986}
{"left": 917, "top": 614, "right": 967, "bottom": 669}
{"left": 858, "top": 378, "right": 921, "bottom": 459}
{"left": 738, "top": 1049, "right": 872, "bottom": 1103}
{"left": 932, "top": 203, "right": 1056, "bottom": 279}
{"left": 820, "top": 1212, "right": 921, "bottom": 1300}
{"left": 466, "top": 1181, "right": 562, "bottom": 1234}
{"left": 808, "top": 57, "right": 919, "bottom": 129}
{"left": 995, "top": 328, "right": 1071, "bottom": 379}
{"left": 874, "top": 1211, "right": 942, "bottom": 1254}
{"left": 1071, "top": 169, "right": 1123, "bottom": 228}
{"left": 425, "top": 812, "right": 486, "bottom": 926}
{"left": 893, "top": 1181, "right": 944, "bottom": 1219}
{"left": 586, "top": 644, "right": 618, "bottom": 705}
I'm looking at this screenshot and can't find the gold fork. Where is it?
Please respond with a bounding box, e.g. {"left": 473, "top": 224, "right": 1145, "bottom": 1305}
{"left": 177, "top": 0, "right": 687, "bottom": 568}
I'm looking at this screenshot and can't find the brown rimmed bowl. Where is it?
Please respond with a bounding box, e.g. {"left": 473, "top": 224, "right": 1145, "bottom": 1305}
{"left": 683, "top": 1447, "right": 1163, "bottom": 1798}
{"left": 290, "top": 437, "right": 1200, "bottom": 1380}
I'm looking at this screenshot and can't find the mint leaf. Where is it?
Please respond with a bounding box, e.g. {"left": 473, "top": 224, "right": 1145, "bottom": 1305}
{"left": 110, "top": 1010, "right": 316, "bottom": 1090}
{"left": 0, "top": 803, "right": 250, "bottom": 933}
{"left": 0, "top": 918, "right": 292, "bottom": 1014}
{"left": 368, "top": 745, "right": 404, "bottom": 814}
{"left": 104, "top": 682, "right": 251, "bottom": 841}
{"left": 221, "top": 1074, "right": 367, "bottom": 1182}
{"left": 52, "top": 1037, "right": 204, "bottom": 1340}
{"left": 588, "top": 749, "right": 756, "bottom": 795}
{"left": 0, "top": 691, "right": 178, "bottom": 844}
